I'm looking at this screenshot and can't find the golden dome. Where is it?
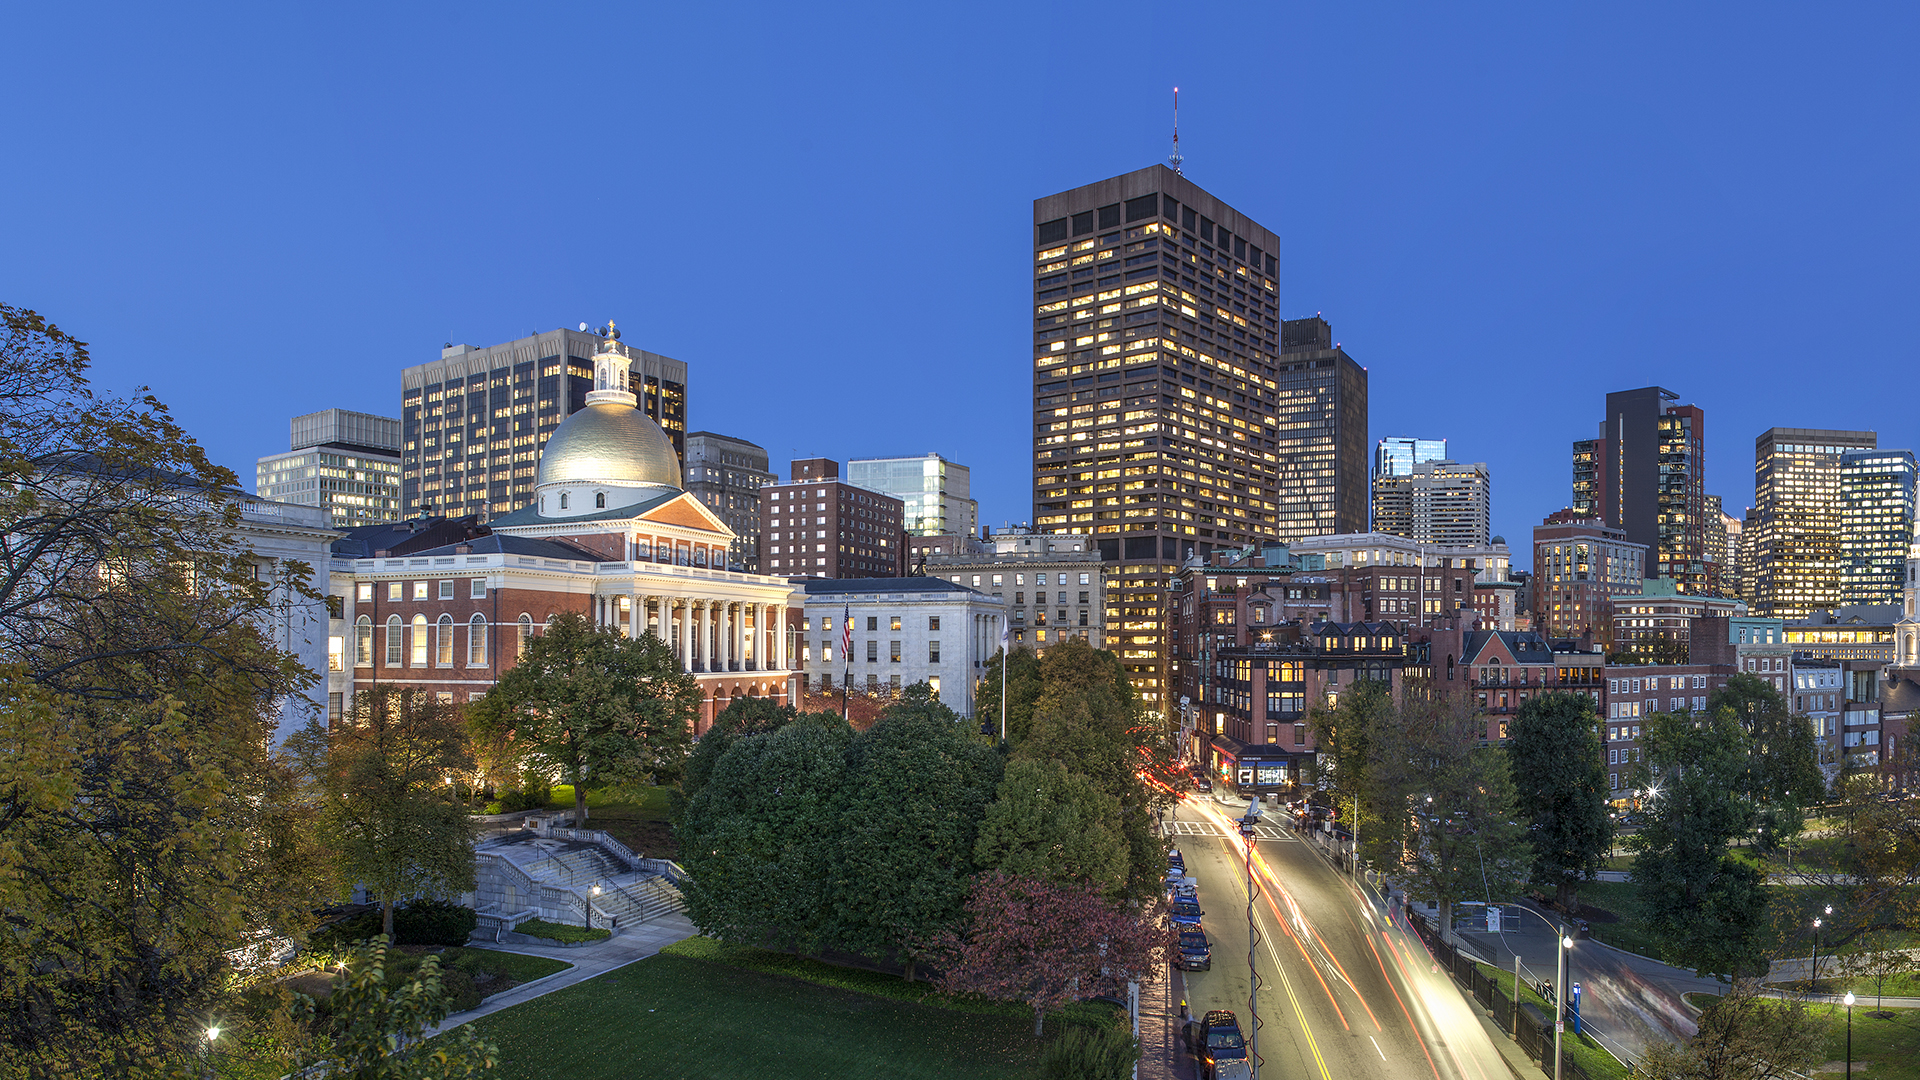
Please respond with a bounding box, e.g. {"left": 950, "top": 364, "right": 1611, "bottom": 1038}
{"left": 535, "top": 403, "right": 682, "bottom": 491}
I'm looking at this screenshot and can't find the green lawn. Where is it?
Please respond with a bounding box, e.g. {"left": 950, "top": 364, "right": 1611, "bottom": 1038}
{"left": 466, "top": 950, "right": 1098, "bottom": 1079}
{"left": 1685, "top": 997, "right": 1920, "bottom": 1080}
{"left": 546, "top": 784, "right": 678, "bottom": 859}
{"left": 1568, "top": 880, "right": 1664, "bottom": 960}
{"left": 1476, "top": 964, "right": 1627, "bottom": 1080}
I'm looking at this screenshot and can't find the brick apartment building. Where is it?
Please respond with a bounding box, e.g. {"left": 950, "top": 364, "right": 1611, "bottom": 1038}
{"left": 759, "top": 458, "right": 906, "bottom": 579}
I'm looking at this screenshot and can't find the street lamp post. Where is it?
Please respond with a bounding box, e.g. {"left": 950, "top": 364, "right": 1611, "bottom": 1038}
{"left": 1239, "top": 797, "right": 1263, "bottom": 1080}
{"left": 1845, "top": 991, "right": 1855, "bottom": 1077}
{"left": 1553, "top": 926, "right": 1573, "bottom": 1080}
{"left": 589, "top": 883, "right": 603, "bottom": 931}
{"left": 1810, "top": 905, "right": 1832, "bottom": 990}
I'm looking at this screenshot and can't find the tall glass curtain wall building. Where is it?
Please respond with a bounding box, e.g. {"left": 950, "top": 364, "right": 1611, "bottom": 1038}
{"left": 401, "top": 329, "right": 687, "bottom": 520}
{"left": 1030, "top": 164, "right": 1366, "bottom": 708}
{"left": 1752, "top": 427, "right": 1879, "bottom": 618}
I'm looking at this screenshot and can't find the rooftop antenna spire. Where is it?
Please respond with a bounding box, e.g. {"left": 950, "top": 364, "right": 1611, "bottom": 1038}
{"left": 1169, "top": 86, "right": 1184, "bottom": 175}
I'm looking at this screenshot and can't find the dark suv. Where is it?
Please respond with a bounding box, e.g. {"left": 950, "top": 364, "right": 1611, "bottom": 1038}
{"left": 1169, "top": 897, "right": 1204, "bottom": 926}
{"left": 1184, "top": 1009, "right": 1247, "bottom": 1079}
{"left": 1176, "top": 927, "right": 1212, "bottom": 971}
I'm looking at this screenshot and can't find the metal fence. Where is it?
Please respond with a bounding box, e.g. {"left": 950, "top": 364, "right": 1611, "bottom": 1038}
{"left": 1406, "top": 911, "right": 1600, "bottom": 1080}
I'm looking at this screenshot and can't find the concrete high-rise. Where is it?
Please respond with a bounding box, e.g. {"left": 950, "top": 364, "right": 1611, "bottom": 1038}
{"left": 684, "top": 432, "right": 773, "bottom": 571}
{"left": 1838, "top": 447, "right": 1916, "bottom": 608}
{"left": 255, "top": 409, "right": 401, "bottom": 528}
{"left": 849, "top": 454, "right": 978, "bottom": 538}
{"left": 1371, "top": 436, "right": 1447, "bottom": 536}
{"left": 1750, "top": 427, "right": 1878, "bottom": 618}
{"left": 1574, "top": 387, "right": 1707, "bottom": 592}
{"left": 400, "top": 325, "right": 686, "bottom": 520}
{"left": 1409, "top": 460, "right": 1491, "bottom": 546}
{"left": 1029, "top": 165, "right": 1364, "bottom": 709}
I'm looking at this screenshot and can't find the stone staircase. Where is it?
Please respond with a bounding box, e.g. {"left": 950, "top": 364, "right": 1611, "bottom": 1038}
{"left": 470, "top": 832, "right": 684, "bottom": 933}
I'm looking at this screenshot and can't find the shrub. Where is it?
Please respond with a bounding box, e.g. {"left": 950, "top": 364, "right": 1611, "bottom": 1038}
{"left": 510, "top": 918, "right": 610, "bottom": 944}
{"left": 394, "top": 900, "right": 478, "bottom": 946}
{"left": 1039, "top": 1024, "right": 1139, "bottom": 1080}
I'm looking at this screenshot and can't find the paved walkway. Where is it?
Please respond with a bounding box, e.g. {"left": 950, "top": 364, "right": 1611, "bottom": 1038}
{"left": 428, "top": 913, "right": 699, "bottom": 1036}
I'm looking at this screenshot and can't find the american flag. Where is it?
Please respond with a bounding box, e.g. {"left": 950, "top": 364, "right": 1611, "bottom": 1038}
{"left": 841, "top": 604, "right": 852, "bottom": 658}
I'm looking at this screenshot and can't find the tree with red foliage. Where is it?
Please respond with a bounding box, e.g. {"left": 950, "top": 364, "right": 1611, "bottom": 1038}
{"left": 928, "top": 871, "right": 1171, "bottom": 1036}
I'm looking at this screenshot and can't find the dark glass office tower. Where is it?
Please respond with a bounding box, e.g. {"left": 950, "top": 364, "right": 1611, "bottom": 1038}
{"left": 1029, "top": 164, "right": 1366, "bottom": 710}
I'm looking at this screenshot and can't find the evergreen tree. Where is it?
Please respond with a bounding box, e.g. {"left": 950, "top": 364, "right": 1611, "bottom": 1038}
{"left": 974, "top": 758, "right": 1129, "bottom": 897}
{"left": 1508, "top": 690, "right": 1613, "bottom": 911}
{"left": 678, "top": 714, "right": 854, "bottom": 953}
{"left": 828, "top": 712, "right": 1003, "bottom": 978}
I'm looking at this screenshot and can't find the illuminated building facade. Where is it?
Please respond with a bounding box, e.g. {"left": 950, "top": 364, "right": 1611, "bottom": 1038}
{"left": 1750, "top": 427, "right": 1877, "bottom": 618}
{"left": 400, "top": 326, "right": 686, "bottom": 520}
{"left": 256, "top": 408, "right": 401, "bottom": 529}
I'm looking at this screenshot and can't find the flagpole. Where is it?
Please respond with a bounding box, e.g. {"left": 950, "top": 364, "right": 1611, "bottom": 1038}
{"left": 841, "top": 603, "right": 851, "bottom": 724}
{"left": 999, "top": 618, "right": 1008, "bottom": 742}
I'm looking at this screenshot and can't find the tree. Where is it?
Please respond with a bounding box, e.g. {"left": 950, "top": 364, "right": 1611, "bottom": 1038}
{"left": 1508, "top": 690, "right": 1613, "bottom": 912}
{"left": 295, "top": 936, "right": 498, "bottom": 1079}
{"left": 1841, "top": 931, "right": 1911, "bottom": 1016}
{"left": 1307, "top": 679, "right": 1401, "bottom": 871}
{"left": 678, "top": 714, "right": 854, "bottom": 953}
{"left": 1013, "top": 639, "right": 1166, "bottom": 900}
{"left": 974, "top": 759, "right": 1129, "bottom": 897}
{"left": 1628, "top": 709, "right": 1769, "bottom": 977}
{"left": 829, "top": 711, "right": 1004, "bottom": 978}
{"left": 304, "top": 687, "right": 477, "bottom": 940}
{"left": 672, "top": 695, "right": 814, "bottom": 819}
{"left": 0, "top": 306, "right": 334, "bottom": 1076}
{"left": 974, "top": 646, "right": 1043, "bottom": 741}
{"left": 1388, "top": 693, "right": 1531, "bottom": 937}
{"left": 929, "top": 871, "right": 1169, "bottom": 1037}
{"left": 472, "top": 613, "right": 698, "bottom": 825}
{"left": 1633, "top": 987, "right": 1823, "bottom": 1080}
{"left": 1709, "top": 674, "right": 1825, "bottom": 851}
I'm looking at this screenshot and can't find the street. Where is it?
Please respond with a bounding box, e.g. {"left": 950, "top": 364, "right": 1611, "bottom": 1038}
{"left": 1171, "top": 797, "right": 1517, "bottom": 1080}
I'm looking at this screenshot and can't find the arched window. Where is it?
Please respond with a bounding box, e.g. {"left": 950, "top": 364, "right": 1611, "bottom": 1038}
{"left": 385, "top": 615, "right": 402, "bottom": 666}
{"left": 469, "top": 614, "right": 488, "bottom": 665}
{"left": 560, "top": 492, "right": 570, "bottom": 510}
{"left": 518, "top": 613, "right": 534, "bottom": 656}
{"left": 595, "top": 491, "right": 606, "bottom": 508}
{"left": 436, "top": 614, "right": 454, "bottom": 666}
{"left": 1446, "top": 654, "right": 1455, "bottom": 681}
{"left": 411, "top": 614, "right": 428, "bottom": 666}
{"left": 355, "top": 615, "right": 373, "bottom": 667}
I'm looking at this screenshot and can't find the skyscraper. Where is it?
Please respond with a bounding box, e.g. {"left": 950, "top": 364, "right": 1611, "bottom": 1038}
{"left": 1371, "top": 436, "right": 1447, "bottom": 536}
{"left": 684, "top": 431, "right": 773, "bottom": 571}
{"left": 1408, "top": 460, "right": 1492, "bottom": 546}
{"left": 848, "top": 454, "right": 978, "bottom": 538}
{"left": 255, "top": 409, "right": 401, "bottom": 528}
{"left": 1573, "top": 387, "right": 1707, "bottom": 592}
{"left": 1838, "top": 447, "right": 1916, "bottom": 607}
{"left": 1750, "top": 427, "right": 1878, "bottom": 618}
{"left": 1031, "top": 165, "right": 1358, "bottom": 708}
{"left": 400, "top": 326, "right": 686, "bottom": 520}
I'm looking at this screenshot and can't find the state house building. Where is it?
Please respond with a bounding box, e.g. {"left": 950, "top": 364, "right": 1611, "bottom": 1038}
{"left": 332, "top": 332, "right": 799, "bottom": 732}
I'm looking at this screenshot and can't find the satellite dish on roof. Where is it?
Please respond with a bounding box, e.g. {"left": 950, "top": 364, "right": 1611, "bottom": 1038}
{"left": 579, "top": 322, "right": 589, "bottom": 331}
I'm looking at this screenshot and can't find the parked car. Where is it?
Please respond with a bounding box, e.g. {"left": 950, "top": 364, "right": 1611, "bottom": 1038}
{"left": 1167, "top": 848, "right": 1186, "bottom": 873}
{"left": 1165, "top": 880, "right": 1197, "bottom": 905}
{"left": 1176, "top": 927, "right": 1212, "bottom": 970}
{"left": 1169, "top": 897, "right": 1204, "bottom": 926}
{"left": 1184, "top": 1009, "right": 1247, "bottom": 1079}
{"left": 1193, "top": 775, "right": 1212, "bottom": 793}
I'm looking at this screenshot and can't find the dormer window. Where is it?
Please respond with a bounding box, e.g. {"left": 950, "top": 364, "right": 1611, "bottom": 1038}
{"left": 559, "top": 493, "right": 570, "bottom": 510}
{"left": 596, "top": 491, "right": 606, "bottom": 509}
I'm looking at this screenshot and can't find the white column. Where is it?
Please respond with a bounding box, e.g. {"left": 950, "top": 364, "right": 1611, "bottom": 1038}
{"left": 732, "top": 602, "right": 746, "bottom": 671}
{"left": 716, "top": 602, "right": 731, "bottom": 673}
{"left": 697, "top": 601, "right": 711, "bottom": 672}
{"left": 678, "top": 600, "right": 693, "bottom": 672}
{"left": 773, "top": 605, "right": 786, "bottom": 670}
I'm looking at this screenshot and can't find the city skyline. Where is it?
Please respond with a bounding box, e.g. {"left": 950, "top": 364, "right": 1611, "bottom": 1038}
{"left": 6, "top": 6, "right": 1920, "bottom": 569}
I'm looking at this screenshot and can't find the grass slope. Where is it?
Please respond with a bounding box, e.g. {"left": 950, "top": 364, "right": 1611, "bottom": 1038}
{"left": 468, "top": 951, "right": 1067, "bottom": 1080}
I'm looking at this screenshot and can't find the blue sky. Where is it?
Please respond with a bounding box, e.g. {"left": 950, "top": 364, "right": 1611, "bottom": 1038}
{"left": 6, "top": 3, "right": 1918, "bottom": 568}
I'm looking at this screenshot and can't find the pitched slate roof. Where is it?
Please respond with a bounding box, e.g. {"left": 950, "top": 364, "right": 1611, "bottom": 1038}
{"left": 401, "top": 533, "right": 605, "bottom": 561}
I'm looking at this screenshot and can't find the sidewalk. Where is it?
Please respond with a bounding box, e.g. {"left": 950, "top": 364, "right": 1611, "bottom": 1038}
{"left": 428, "top": 913, "right": 698, "bottom": 1035}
